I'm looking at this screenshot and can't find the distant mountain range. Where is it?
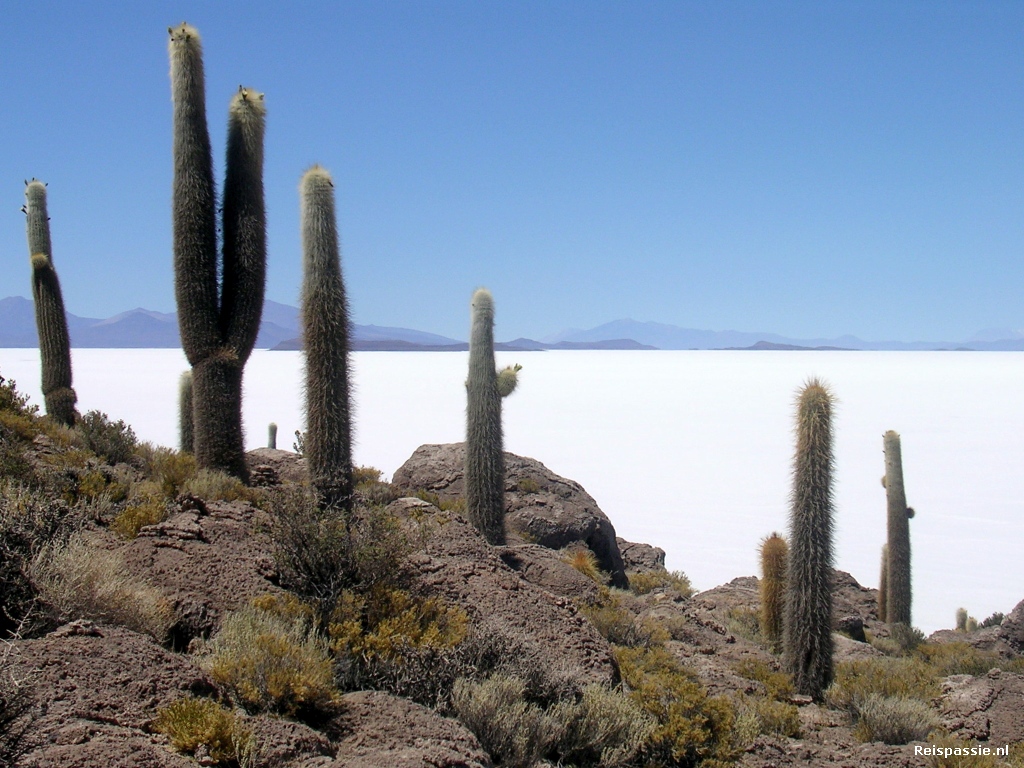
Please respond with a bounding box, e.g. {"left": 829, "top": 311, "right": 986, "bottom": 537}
{"left": 2, "top": 296, "right": 1023, "bottom": 351}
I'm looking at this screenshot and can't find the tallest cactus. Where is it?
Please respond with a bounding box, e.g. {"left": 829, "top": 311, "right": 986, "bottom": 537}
{"left": 168, "top": 23, "right": 266, "bottom": 480}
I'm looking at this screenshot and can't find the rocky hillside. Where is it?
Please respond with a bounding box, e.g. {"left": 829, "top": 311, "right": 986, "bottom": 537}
{"left": 1, "top": 387, "right": 1022, "bottom": 767}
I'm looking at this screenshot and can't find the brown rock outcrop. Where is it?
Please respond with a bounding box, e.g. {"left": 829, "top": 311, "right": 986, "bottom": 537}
{"left": 392, "top": 443, "right": 628, "bottom": 588}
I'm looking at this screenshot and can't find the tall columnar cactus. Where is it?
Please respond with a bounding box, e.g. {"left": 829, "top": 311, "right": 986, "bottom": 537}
{"left": 759, "top": 532, "right": 788, "bottom": 652}
{"left": 883, "top": 430, "right": 912, "bottom": 626}
{"left": 783, "top": 378, "right": 835, "bottom": 700}
{"left": 878, "top": 543, "right": 889, "bottom": 623}
{"left": 465, "top": 288, "right": 520, "bottom": 545}
{"left": 168, "top": 23, "right": 266, "bottom": 481}
{"left": 23, "top": 180, "right": 77, "bottom": 426}
{"left": 178, "top": 370, "right": 194, "bottom": 453}
{"left": 268, "top": 422, "right": 277, "bottom": 450}
{"left": 300, "top": 166, "right": 353, "bottom": 511}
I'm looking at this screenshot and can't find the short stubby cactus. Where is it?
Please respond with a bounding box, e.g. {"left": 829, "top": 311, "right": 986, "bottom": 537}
{"left": 783, "top": 378, "right": 835, "bottom": 700}
{"left": 883, "top": 430, "right": 912, "bottom": 626}
{"left": 300, "top": 166, "right": 353, "bottom": 511}
{"left": 23, "top": 180, "right": 76, "bottom": 426}
{"left": 465, "top": 288, "right": 520, "bottom": 545}
{"left": 759, "top": 532, "right": 788, "bottom": 652}
{"left": 169, "top": 23, "right": 266, "bottom": 481}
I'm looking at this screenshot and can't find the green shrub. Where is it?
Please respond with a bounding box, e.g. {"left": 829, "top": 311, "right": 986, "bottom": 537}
{"left": 30, "top": 534, "right": 173, "bottom": 640}
{"left": 826, "top": 656, "right": 939, "bottom": 716}
{"left": 580, "top": 590, "right": 655, "bottom": 648}
{"left": 452, "top": 675, "right": 557, "bottom": 768}
{"left": 872, "top": 622, "right": 926, "bottom": 656}
{"left": 615, "top": 644, "right": 738, "bottom": 767}
{"left": 270, "top": 487, "right": 410, "bottom": 629}
{"left": 853, "top": 693, "right": 939, "bottom": 744}
{"left": 134, "top": 444, "right": 198, "bottom": 498}
{"left": 76, "top": 410, "right": 137, "bottom": 465}
{"left": 548, "top": 683, "right": 654, "bottom": 767}
{"left": 0, "top": 377, "right": 37, "bottom": 419}
{"left": 205, "top": 605, "right": 340, "bottom": 719}
{"left": 980, "top": 612, "right": 1005, "bottom": 629}
{"left": 152, "top": 696, "right": 255, "bottom": 766}
{"left": 628, "top": 569, "right": 694, "bottom": 598}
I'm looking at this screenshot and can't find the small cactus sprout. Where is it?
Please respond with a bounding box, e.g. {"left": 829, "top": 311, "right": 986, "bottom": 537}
{"left": 496, "top": 364, "right": 522, "bottom": 397}
{"left": 300, "top": 166, "right": 353, "bottom": 511}
{"left": 955, "top": 607, "right": 968, "bottom": 632}
{"left": 883, "top": 430, "right": 912, "bottom": 626}
{"left": 24, "top": 180, "right": 76, "bottom": 426}
{"left": 178, "top": 370, "right": 194, "bottom": 453}
{"left": 878, "top": 543, "right": 889, "bottom": 623}
{"left": 759, "top": 532, "right": 788, "bottom": 652}
{"left": 268, "top": 422, "right": 277, "bottom": 450}
{"left": 169, "top": 23, "right": 266, "bottom": 481}
{"left": 465, "top": 288, "right": 516, "bottom": 545}
{"left": 783, "top": 378, "right": 836, "bottom": 700}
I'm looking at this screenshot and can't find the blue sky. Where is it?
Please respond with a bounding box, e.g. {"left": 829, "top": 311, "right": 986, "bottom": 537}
{"left": 3, "top": 1, "right": 1022, "bottom": 342}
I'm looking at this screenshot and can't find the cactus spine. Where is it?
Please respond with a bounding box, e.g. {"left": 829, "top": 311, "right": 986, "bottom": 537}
{"left": 300, "top": 166, "right": 353, "bottom": 511}
{"left": 465, "top": 288, "right": 520, "bottom": 545}
{"left": 178, "top": 370, "right": 194, "bottom": 453}
{"left": 783, "top": 378, "right": 835, "bottom": 700}
{"left": 878, "top": 543, "right": 889, "bottom": 623}
{"left": 759, "top": 532, "right": 788, "bottom": 652}
{"left": 23, "top": 180, "right": 76, "bottom": 426}
{"left": 883, "top": 430, "right": 912, "bottom": 626}
{"left": 169, "top": 23, "right": 266, "bottom": 481}
{"left": 268, "top": 422, "right": 277, "bottom": 450}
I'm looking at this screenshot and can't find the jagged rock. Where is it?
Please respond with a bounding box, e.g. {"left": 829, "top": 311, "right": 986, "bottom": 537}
{"left": 391, "top": 500, "right": 619, "bottom": 690}
{"left": 245, "top": 447, "right": 308, "bottom": 485}
{"left": 328, "top": 690, "right": 491, "bottom": 767}
{"left": 115, "top": 500, "right": 285, "bottom": 647}
{"left": 495, "top": 543, "right": 603, "bottom": 605}
{"left": 997, "top": 599, "right": 1024, "bottom": 653}
{"left": 249, "top": 464, "right": 281, "bottom": 487}
{"left": 392, "top": 443, "right": 628, "bottom": 588}
{"left": 617, "top": 537, "right": 666, "bottom": 572}
{"left": 938, "top": 669, "right": 1024, "bottom": 743}
{"left": 835, "top": 615, "right": 866, "bottom": 643}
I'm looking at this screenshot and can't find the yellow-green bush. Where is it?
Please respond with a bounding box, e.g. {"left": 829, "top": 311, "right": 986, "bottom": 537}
{"left": 580, "top": 590, "right": 657, "bottom": 648}
{"left": 732, "top": 694, "right": 801, "bottom": 745}
{"left": 628, "top": 569, "right": 693, "bottom": 598}
{"left": 916, "top": 642, "right": 1002, "bottom": 677}
{"left": 205, "top": 605, "right": 340, "bottom": 719}
{"left": 134, "top": 444, "right": 198, "bottom": 498}
{"left": 152, "top": 696, "right": 254, "bottom": 765}
{"left": 548, "top": 683, "right": 654, "bottom": 767}
{"left": 111, "top": 496, "right": 168, "bottom": 539}
{"left": 615, "top": 644, "right": 738, "bottom": 767}
{"left": 180, "top": 468, "right": 250, "bottom": 502}
{"left": 733, "top": 658, "right": 794, "bottom": 701}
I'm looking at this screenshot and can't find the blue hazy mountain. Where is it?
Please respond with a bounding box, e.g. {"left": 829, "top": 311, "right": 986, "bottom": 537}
{"left": 2, "top": 296, "right": 1023, "bottom": 351}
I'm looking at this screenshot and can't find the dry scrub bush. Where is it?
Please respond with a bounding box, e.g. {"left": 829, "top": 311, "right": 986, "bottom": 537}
{"left": 826, "top": 656, "right": 939, "bottom": 716}
{"left": 0, "top": 629, "right": 32, "bottom": 768}
{"left": 180, "top": 469, "right": 250, "bottom": 502}
{"left": 563, "top": 547, "right": 605, "bottom": 584}
{"left": 732, "top": 694, "right": 801, "bottom": 745}
{"left": 153, "top": 696, "right": 256, "bottom": 766}
{"left": 852, "top": 692, "right": 939, "bottom": 744}
{"left": 30, "top": 534, "right": 172, "bottom": 640}
{"left": 547, "top": 683, "right": 654, "bottom": 767}
{"left": 916, "top": 641, "right": 1002, "bottom": 677}
{"left": 452, "top": 675, "right": 557, "bottom": 768}
{"left": 111, "top": 495, "right": 168, "bottom": 539}
{"left": 205, "top": 605, "right": 340, "bottom": 719}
